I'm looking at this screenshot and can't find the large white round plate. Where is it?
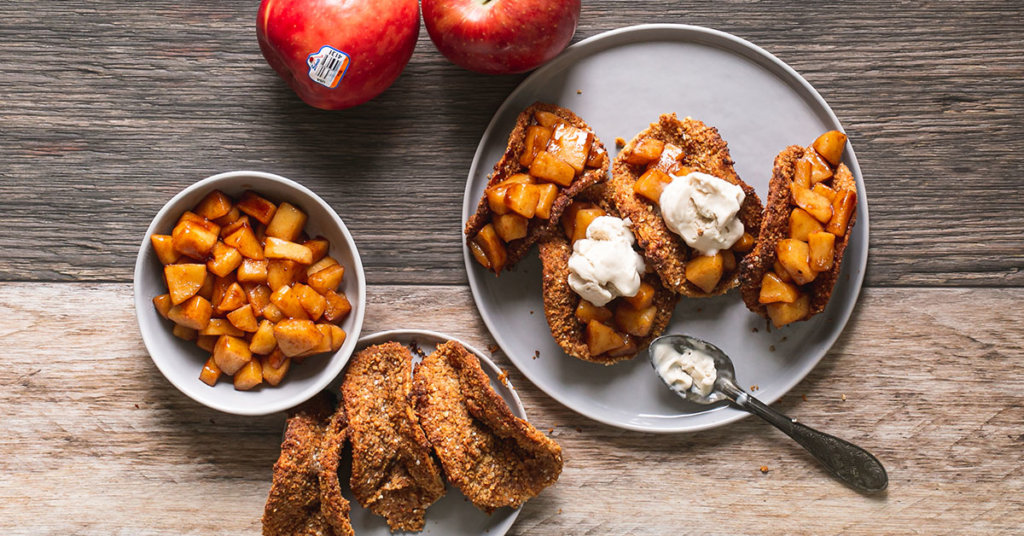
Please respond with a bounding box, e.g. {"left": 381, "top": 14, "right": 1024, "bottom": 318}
{"left": 330, "top": 329, "right": 523, "bottom": 535}
{"left": 462, "top": 24, "right": 869, "bottom": 433}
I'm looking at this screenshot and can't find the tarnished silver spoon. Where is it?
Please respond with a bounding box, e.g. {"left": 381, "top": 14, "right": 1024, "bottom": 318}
{"left": 649, "top": 334, "right": 888, "bottom": 493}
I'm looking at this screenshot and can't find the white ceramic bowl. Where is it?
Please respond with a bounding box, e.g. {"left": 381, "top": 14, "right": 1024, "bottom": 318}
{"left": 134, "top": 171, "right": 366, "bottom": 415}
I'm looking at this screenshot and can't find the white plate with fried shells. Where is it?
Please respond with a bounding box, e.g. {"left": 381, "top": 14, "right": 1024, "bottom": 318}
{"left": 332, "top": 329, "right": 524, "bottom": 535}
{"left": 462, "top": 24, "right": 869, "bottom": 433}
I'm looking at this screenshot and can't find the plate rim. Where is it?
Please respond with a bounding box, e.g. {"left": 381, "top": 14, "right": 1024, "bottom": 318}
{"left": 460, "top": 23, "right": 869, "bottom": 433}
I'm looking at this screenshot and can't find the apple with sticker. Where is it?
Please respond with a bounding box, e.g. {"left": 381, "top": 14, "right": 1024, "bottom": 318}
{"left": 422, "top": 0, "right": 581, "bottom": 75}
{"left": 257, "top": 0, "right": 420, "bottom": 110}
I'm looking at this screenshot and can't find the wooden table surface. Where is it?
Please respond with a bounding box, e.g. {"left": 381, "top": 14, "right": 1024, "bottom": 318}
{"left": 2, "top": 1, "right": 1022, "bottom": 534}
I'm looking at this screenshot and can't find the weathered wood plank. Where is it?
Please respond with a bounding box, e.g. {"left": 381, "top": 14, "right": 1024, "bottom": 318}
{"left": 0, "top": 1, "right": 1022, "bottom": 285}
{"left": 0, "top": 283, "right": 1020, "bottom": 534}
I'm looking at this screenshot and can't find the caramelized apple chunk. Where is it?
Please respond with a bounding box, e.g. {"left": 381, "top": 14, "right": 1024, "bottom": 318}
{"left": 685, "top": 252, "right": 724, "bottom": 293}
{"left": 812, "top": 130, "right": 848, "bottom": 166}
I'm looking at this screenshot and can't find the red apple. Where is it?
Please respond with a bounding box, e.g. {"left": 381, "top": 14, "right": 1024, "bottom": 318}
{"left": 422, "top": 0, "right": 580, "bottom": 75}
{"left": 257, "top": 0, "right": 420, "bottom": 110}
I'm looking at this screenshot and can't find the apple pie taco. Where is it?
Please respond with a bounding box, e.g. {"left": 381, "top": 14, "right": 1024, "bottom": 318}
{"left": 538, "top": 184, "right": 678, "bottom": 365}
{"left": 466, "top": 102, "right": 609, "bottom": 274}
{"left": 608, "top": 114, "right": 763, "bottom": 297}
{"left": 738, "top": 131, "right": 858, "bottom": 327}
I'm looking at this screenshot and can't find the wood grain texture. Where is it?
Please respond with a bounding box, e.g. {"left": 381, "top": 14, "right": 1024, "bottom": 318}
{"left": 0, "top": 1, "right": 1022, "bottom": 285}
{"left": 0, "top": 284, "right": 1020, "bottom": 535}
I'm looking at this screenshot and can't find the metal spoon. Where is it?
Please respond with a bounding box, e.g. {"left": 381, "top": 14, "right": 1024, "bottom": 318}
{"left": 649, "top": 334, "right": 888, "bottom": 493}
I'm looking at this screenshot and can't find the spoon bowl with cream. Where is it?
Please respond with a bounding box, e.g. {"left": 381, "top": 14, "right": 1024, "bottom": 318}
{"left": 649, "top": 334, "right": 888, "bottom": 493}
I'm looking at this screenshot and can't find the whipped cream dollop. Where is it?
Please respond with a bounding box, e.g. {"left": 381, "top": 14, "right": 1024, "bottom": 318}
{"left": 652, "top": 341, "right": 718, "bottom": 397}
{"left": 659, "top": 171, "right": 746, "bottom": 256}
{"left": 567, "top": 216, "right": 646, "bottom": 307}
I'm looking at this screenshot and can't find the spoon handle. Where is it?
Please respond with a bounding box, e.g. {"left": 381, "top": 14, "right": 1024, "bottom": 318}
{"left": 728, "top": 386, "right": 888, "bottom": 493}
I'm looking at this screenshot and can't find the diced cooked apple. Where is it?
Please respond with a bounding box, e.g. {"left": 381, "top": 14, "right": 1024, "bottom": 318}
{"left": 266, "top": 347, "right": 288, "bottom": 369}
{"left": 486, "top": 175, "right": 531, "bottom": 215}
{"left": 493, "top": 213, "right": 529, "bottom": 243}
{"left": 150, "top": 235, "right": 180, "bottom": 265}
{"left": 547, "top": 123, "right": 594, "bottom": 173}
{"left": 262, "top": 303, "right": 285, "bottom": 323}
{"left": 216, "top": 282, "right": 247, "bottom": 313}
{"left": 625, "top": 138, "right": 664, "bottom": 165}
{"left": 773, "top": 261, "right": 794, "bottom": 283}
{"left": 614, "top": 304, "right": 657, "bottom": 337}
{"left": 807, "top": 151, "right": 834, "bottom": 184}
{"left": 153, "top": 294, "right": 172, "bottom": 319}
{"left": 273, "top": 319, "right": 323, "bottom": 357}
{"left": 560, "top": 201, "right": 594, "bottom": 239}
{"left": 323, "top": 290, "right": 352, "bottom": 324}
{"left": 790, "top": 183, "right": 833, "bottom": 223}
{"left": 212, "top": 206, "right": 241, "bottom": 227}
{"left": 308, "top": 264, "right": 344, "bottom": 295}
{"left": 776, "top": 238, "right": 816, "bottom": 285}
{"left": 721, "top": 249, "right": 736, "bottom": 272}
{"left": 812, "top": 130, "right": 848, "bottom": 166}
{"left": 233, "top": 359, "right": 263, "bottom": 391}
{"left": 206, "top": 241, "right": 243, "bottom": 278}
{"left": 622, "top": 281, "right": 656, "bottom": 310}
{"left": 199, "top": 356, "right": 222, "bottom": 386}
{"left": 297, "top": 324, "right": 332, "bottom": 356}
{"left": 793, "top": 156, "right": 812, "bottom": 188}
{"left": 812, "top": 183, "right": 837, "bottom": 201}
{"left": 164, "top": 264, "right": 207, "bottom": 305}
{"left": 226, "top": 304, "right": 259, "bottom": 332}
{"left": 606, "top": 336, "right": 639, "bottom": 358}
{"left": 585, "top": 320, "right": 627, "bottom": 356}
{"left": 196, "top": 335, "right": 217, "bottom": 353}
{"left": 534, "top": 183, "right": 559, "bottom": 220}
{"left": 826, "top": 189, "right": 857, "bottom": 237}
{"left": 306, "top": 256, "right": 339, "bottom": 278}
{"left": 237, "top": 190, "right": 277, "bottom": 225}
{"left": 211, "top": 274, "right": 236, "bottom": 309}
{"left": 469, "top": 241, "right": 490, "bottom": 269}
{"left": 177, "top": 211, "right": 221, "bottom": 235}
{"left": 652, "top": 143, "right": 684, "bottom": 172}
{"left": 533, "top": 110, "right": 560, "bottom": 128}
{"left": 519, "top": 125, "right": 554, "bottom": 167}
{"left": 249, "top": 320, "right": 277, "bottom": 355}
{"left": 685, "top": 252, "right": 724, "bottom": 293}
{"left": 294, "top": 283, "right": 326, "bottom": 321}
{"left": 529, "top": 151, "right": 576, "bottom": 187}
{"left": 265, "top": 202, "right": 307, "bottom": 242}
{"left": 758, "top": 272, "right": 800, "bottom": 304}
{"left": 199, "top": 318, "right": 245, "bottom": 337}
{"left": 767, "top": 293, "right": 810, "bottom": 328}
{"left": 236, "top": 258, "right": 269, "bottom": 284}
{"left": 503, "top": 183, "right": 540, "bottom": 218}
{"left": 732, "top": 232, "right": 756, "bottom": 253}
{"left": 265, "top": 237, "right": 314, "bottom": 264}
{"left": 471, "top": 224, "right": 508, "bottom": 273}
{"left": 329, "top": 325, "right": 346, "bottom": 352}
{"left": 197, "top": 272, "right": 215, "bottom": 301}
{"left": 261, "top": 354, "right": 289, "bottom": 386}
{"left": 267, "top": 259, "right": 302, "bottom": 290}
{"left": 575, "top": 300, "right": 613, "bottom": 324}
{"left": 172, "top": 324, "right": 197, "bottom": 341}
{"left": 220, "top": 215, "right": 250, "bottom": 239}
{"left": 633, "top": 168, "right": 672, "bottom": 204}
{"left": 585, "top": 147, "right": 607, "bottom": 169}
{"left": 223, "top": 224, "right": 265, "bottom": 260}
{"left": 213, "top": 335, "right": 252, "bottom": 375}
{"left": 270, "top": 285, "right": 310, "bottom": 320}
{"left": 571, "top": 207, "right": 607, "bottom": 243}
{"left": 808, "top": 231, "right": 836, "bottom": 272}
{"left": 171, "top": 219, "right": 219, "bottom": 259}
{"left": 194, "top": 190, "right": 233, "bottom": 220}
{"left": 303, "top": 238, "right": 330, "bottom": 264}
{"left": 789, "top": 208, "right": 824, "bottom": 241}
